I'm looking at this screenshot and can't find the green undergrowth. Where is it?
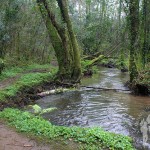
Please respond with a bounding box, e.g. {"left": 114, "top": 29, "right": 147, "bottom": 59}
{"left": 81, "top": 60, "right": 99, "bottom": 74}
{"left": 100, "top": 58, "right": 128, "bottom": 70}
{"left": 0, "top": 108, "right": 135, "bottom": 150}
{"left": 0, "top": 71, "right": 56, "bottom": 102}
{"left": 135, "top": 63, "right": 150, "bottom": 89}
{"left": 82, "top": 56, "right": 128, "bottom": 73}
{"left": 0, "top": 63, "right": 54, "bottom": 81}
{"left": 0, "top": 67, "right": 24, "bottom": 80}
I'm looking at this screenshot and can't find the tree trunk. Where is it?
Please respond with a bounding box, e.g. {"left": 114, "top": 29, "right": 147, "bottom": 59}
{"left": 37, "top": 0, "right": 81, "bottom": 83}
{"left": 0, "top": 41, "right": 5, "bottom": 75}
{"left": 129, "top": 0, "right": 139, "bottom": 82}
{"left": 142, "top": 0, "right": 150, "bottom": 66}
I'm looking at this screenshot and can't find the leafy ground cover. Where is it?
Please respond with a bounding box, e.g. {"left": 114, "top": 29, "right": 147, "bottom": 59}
{"left": 0, "top": 108, "right": 134, "bottom": 150}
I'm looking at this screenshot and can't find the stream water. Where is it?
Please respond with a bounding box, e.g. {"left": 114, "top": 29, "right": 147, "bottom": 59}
{"left": 36, "top": 67, "right": 150, "bottom": 150}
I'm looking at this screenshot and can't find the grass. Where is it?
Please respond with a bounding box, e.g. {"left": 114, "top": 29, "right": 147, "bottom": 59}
{"left": 0, "top": 67, "right": 24, "bottom": 81}
{"left": 0, "top": 108, "right": 135, "bottom": 150}
{"left": 0, "top": 63, "right": 58, "bottom": 102}
{"left": 25, "top": 63, "right": 52, "bottom": 71}
{"left": 0, "top": 71, "right": 57, "bottom": 102}
{"left": 0, "top": 63, "right": 54, "bottom": 81}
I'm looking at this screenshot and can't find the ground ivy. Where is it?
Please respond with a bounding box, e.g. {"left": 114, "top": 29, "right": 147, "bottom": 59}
{"left": 0, "top": 108, "right": 135, "bottom": 150}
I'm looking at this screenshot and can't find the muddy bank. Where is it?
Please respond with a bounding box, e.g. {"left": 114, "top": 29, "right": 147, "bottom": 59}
{"left": 0, "top": 78, "right": 78, "bottom": 111}
{"left": 0, "top": 81, "right": 63, "bottom": 111}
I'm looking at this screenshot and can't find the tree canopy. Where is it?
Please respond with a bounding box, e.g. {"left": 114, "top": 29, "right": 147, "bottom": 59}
{"left": 0, "top": 0, "right": 149, "bottom": 83}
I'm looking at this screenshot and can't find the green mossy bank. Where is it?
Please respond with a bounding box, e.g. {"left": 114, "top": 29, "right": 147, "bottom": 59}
{"left": 0, "top": 72, "right": 54, "bottom": 101}
{"left": 0, "top": 108, "right": 134, "bottom": 150}
{"left": 0, "top": 64, "right": 58, "bottom": 112}
{"left": 0, "top": 64, "right": 57, "bottom": 102}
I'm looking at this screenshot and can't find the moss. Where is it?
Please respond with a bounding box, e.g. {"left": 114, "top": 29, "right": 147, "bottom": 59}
{"left": 0, "top": 108, "right": 135, "bottom": 150}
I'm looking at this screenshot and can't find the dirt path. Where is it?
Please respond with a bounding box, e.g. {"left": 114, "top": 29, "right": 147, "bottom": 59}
{"left": 0, "top": 77, "right": 18, "bottom": 90}
{"left": 0, "top": 122, "right": 51, "bottom": 150}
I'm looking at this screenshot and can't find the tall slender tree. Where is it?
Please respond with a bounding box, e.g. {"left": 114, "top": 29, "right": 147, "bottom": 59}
{"left": 128, "top": 0, "right": 139, "bottom": 82}
{"left": 141, "top": 0, "right": 150, "bottom": 66}
{"left": 0, "top": 0, "right": 19, "bottom": 74}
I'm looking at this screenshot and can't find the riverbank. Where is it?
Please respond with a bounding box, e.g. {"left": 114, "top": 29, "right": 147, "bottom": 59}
{"left": 132, "top": 64, "right": 150, "bottom": 95}
{"left": 0, "top": 64, "right": 135, "bottom": 150}
{"left": 0, "top": 64, "right": 58, "bottom": 110}
{"left": 0, "top": 108, "right": 134, "bottom": 150}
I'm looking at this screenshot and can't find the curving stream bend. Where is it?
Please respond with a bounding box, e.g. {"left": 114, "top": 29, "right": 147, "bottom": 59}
{"left": 36, "top": 67, "right": 150, "bottom": 150}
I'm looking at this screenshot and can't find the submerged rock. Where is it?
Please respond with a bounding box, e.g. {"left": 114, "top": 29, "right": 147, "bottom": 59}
{"left": 121, "top": 68, "right": 128, "bottom": 72}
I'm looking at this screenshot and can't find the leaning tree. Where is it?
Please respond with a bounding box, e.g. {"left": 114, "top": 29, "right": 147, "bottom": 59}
{"left": 37, "top": 0, "right": 81, "bottom": 83}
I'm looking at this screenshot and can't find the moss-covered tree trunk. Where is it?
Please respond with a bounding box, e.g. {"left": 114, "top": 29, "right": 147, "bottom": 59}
{"left": 142, "top": 0, "right": 150, "bottom": 66}
{"left": 0, "top": 20, "right": 5, "bottom": 75}
{"left": 129, "top": 0, "right": 139, "bottom": 82}
{"left": 37, "top": 0, "right": 81, "bottom": 83}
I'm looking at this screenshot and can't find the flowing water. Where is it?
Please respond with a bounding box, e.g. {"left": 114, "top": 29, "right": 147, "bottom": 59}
{"left": 36, "top": 67, "right": 150, "bottom": 150}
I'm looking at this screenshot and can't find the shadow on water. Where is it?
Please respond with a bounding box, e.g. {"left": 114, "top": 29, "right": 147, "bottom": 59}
{"left": 36, "top": 67, "right": 150, "bottom": 150}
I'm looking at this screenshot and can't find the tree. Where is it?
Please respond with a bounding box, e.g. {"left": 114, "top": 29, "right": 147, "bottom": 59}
{"left": 141, "top": 0, "right": 150, "bottom": 66}
{"left": 37, "top": 0, "right": 81, "bottom": 83}
{"left": 0, "top": 0, "right": 19, "bottom": 74}
{"left": 128, "top": 0, "right": 139, "bottom": 82}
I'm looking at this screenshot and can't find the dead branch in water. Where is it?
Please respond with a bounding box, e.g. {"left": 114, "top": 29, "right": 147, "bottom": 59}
{"left": 81, "top": 86, "right": 130, "bottom": 92}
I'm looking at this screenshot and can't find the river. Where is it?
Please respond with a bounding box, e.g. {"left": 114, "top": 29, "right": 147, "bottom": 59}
{"left": 36, "top": 67, "right": 150, "bottom": 150}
